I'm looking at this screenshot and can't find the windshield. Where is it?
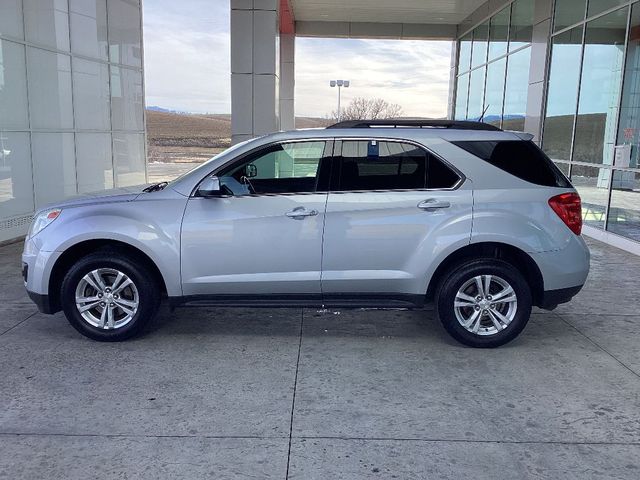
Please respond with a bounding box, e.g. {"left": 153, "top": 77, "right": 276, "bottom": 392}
{"left": 165, "top": 138, "right": 254, "bottom": 186}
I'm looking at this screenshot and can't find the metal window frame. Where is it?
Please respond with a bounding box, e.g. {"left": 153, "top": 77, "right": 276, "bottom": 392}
{"left": 453, "top": 0, "right": 533, "bottom": 128}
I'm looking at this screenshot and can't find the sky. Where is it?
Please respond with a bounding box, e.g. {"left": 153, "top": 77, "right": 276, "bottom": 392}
{"left": 142, "top": 0, "right": 453, "bottom": 119}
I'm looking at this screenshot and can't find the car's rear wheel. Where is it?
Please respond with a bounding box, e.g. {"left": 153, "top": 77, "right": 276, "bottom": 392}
{"left": 436, "top": 259, "right": 532, "bottom": 348}
{"left": 61, "top": 251, "right": 160, "bottom": 341}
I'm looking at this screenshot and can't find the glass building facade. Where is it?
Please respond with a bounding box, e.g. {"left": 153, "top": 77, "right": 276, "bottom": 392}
{"left": 455, "top": 0, "right": 534, "bottom": 130}
{"left": 453, "top": 0, "right": 640, "bottom": 249}
{"left": 0, "top": 0, "right": 146, "bottom": 242}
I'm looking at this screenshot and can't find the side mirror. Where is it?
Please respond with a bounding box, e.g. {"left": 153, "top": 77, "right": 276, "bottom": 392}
{"left": 197, "top": 175, "right": 223, "bottom": 197}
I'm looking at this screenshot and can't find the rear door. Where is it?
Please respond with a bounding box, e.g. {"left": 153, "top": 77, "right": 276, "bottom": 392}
{"left": 321, "top": 139, "right": 474, "bottom": 301}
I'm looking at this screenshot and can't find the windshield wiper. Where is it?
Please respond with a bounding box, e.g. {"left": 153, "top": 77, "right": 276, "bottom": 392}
{"left": 143, "top": 181, "right": 168, "bottom": 193}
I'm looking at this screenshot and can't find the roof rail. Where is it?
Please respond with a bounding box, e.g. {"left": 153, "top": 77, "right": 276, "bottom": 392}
{"left": 326, "top": 119, "right": 501, "bottom": 131}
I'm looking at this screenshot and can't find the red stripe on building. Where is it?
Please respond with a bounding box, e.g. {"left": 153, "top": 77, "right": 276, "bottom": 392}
{"left": 280, "top": 0, "right": 294, "bottom": 34}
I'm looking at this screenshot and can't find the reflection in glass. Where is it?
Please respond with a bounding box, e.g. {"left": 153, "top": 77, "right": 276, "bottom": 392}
{"left": 471, "top": 22, "right": 489, "bottom": 68}
{"left": 113, "top": 133, "right": 145, "bottom": 187}
{"left": 458, "top": 33, "right": 472, "bottom": 73}
{"left": 76, "top": 133, "right": 113, "bottom": 193}
{"left": 608, "top": 170, "right": 640, "bottom": 240}
{"left": 573, "top": 8, "right": 627, "bottom": 165}
{"left": 110, "top": 66, "right": 143, "bottom": 131}
{"left": 503, "top": 47, "right": 530, "bottom": 131}
{"left": 617, "top": 4, "right": 640, "bottom": 169}
{"left": 455, "top": 73, "right": 469, "bottom": 120}
{"left": 553, "top": 0, "right": 586, "bottom": 32}
{"left": 27, "top": 48, "right": 73, "bottom": 129}
{"left": 0, "top": 0, "right": 24, "bottom": 39}
{"left": 588, "top": 0, "right": 626, "bottom": 19}
{"left": 555, "top": 161, "right": 571, "bottom": 178}
{"left": 509, "top": 0, "right": 534, "bottom": 51}
{"left": 0, "top": 132, "right": 34, "bottom": 218}
{"left": 73, "top": 58, "right": 110, "bottom": 130}
{"left": 570, "top": 164, "right": 608, "bottom": 229}
{"left": 23, "top": 0, "right": 70, "bottom": 51}
{"left": 108, "top": 0, "right": 142, "bottom": 67}
{"left": 489, "top": 6, "right": 510, "bottom": 60}
{"left": 541, "top": 26, "right": 583, "bottom": 162}
{"left": 31, "top": 133, "right": 77, "bottom": 207}
{"left": 483, "top": 58, "right": 506, "bottom": 127}
{"left": 70, "top": 0, "right": 108, "bottom": 60}
{"left": 467, "top": 67, "right": 486, "bottom": 121}
{"left": 0, "top": 39, "right": 29, "bottom": 130}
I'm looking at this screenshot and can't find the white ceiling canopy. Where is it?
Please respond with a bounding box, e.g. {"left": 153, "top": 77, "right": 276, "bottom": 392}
{"left": 290, "top": 0, "right": 488, "bottom": 25}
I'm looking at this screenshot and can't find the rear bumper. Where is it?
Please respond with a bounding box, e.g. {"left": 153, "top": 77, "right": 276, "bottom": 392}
{"left": 530, "top": 235, "right": 590, "bottom": 291}
{"left": 538, "top": 284, "right": 583, "bottom": 310}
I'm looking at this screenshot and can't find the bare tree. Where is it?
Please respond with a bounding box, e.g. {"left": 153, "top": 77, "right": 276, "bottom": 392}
{"left": 331, "top": 97, "right": 403, "bottom": 121}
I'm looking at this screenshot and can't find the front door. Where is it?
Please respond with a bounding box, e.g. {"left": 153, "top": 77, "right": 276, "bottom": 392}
{"left": 321, "top": 139, "right": 473, "bottom": 301}
{"left": 181, "top": 140, "right": 332, "bottom": 299}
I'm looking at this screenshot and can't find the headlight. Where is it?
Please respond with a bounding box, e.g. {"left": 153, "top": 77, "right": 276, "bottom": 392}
{"left": 29, "top": 208, "right": 62, "bottom": 238}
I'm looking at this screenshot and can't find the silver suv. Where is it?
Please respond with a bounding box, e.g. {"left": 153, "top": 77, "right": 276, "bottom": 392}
{"left": 22, "top": 120, "right": 589, "bottom": 347}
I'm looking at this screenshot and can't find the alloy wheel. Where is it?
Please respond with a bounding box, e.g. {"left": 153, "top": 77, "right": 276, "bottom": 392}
{"left": 74, "top": 268, "right": 139, "bottom": 330}
{"left": 453, "top": 274, "right": 518, "bottom": 336}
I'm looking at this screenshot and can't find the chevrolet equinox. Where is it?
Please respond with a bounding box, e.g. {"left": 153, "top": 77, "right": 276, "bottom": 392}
{"left": 22, "top": 120, "right": 590, "bottom": 347}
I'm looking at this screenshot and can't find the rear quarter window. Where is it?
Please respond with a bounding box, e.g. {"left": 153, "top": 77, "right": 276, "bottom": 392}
{"left": 452, "top": 140, "right": 571, "bottom": 188}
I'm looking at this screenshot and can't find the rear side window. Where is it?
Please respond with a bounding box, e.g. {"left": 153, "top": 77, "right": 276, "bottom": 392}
{"left": 336, "top": 140, "right": 459, "bottom": 191}
{"left": 452, "top": 140, "right": 571, "bottom": 188}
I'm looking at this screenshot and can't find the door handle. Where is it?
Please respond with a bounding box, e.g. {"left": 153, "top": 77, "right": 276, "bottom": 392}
{"left": 417, "top": 199, "right": 451, "bottom": 211}
{"left": 285, "top": 207, "right": 319, "bottom": 219}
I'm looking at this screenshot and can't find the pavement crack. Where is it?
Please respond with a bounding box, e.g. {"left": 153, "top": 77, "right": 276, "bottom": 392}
{"left": 0, "top": 311, "right": 38, "bottom": 336}
{"left": 295, "top": 435, "right": 640, "bottom": 446}
{"left": 559, "top": 315, "right": 640, "bottom": 381}
{"left": 2, "top": 432, "right": 639, "bottom": 447}
{"left": 0, "top": 432, "right": 287, "bottom": 440}
{"left": 285, "top": 309, "right": 304, "bottom": 480}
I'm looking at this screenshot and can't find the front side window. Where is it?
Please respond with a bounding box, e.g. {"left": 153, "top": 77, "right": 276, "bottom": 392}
{"left": 336, "top": 140, "right": 459, "bottom": 191}
{"left": 218, "top": 141, "right": 326, "bottom": 195}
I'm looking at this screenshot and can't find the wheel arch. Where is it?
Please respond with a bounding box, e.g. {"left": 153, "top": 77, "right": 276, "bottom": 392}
{"left": 48, "top": 239, "right": 168, "bottom": 313}
{"left": 426, "top": 242, "right": 544, "bottom": 306}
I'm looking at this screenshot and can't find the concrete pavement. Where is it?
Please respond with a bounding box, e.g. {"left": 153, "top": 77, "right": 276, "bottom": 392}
{"left": 0, "top": 238, "right": 639, "bottom": 478}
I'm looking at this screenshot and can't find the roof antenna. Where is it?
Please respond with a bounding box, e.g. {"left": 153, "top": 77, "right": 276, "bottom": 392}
{"left": 479, "top": 104, "right": 490, "bottom": 122}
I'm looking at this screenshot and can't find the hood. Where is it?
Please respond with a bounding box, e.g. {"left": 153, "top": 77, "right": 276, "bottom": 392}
{"left": 38, "top": 185, "right": 147, "bottom": 212}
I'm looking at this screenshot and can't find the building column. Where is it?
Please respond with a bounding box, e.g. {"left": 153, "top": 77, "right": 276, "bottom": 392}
{"left": 523, "top": 0, "right": 553, "bottom": 144}
{"left": 230, "top": 0, "right": 280, "bottom": 144}
{"left": 447, "top": 41, "right": 458, "bottom": 119}
{"left": 279, "top": 33, "right": 295, "bottom": 131}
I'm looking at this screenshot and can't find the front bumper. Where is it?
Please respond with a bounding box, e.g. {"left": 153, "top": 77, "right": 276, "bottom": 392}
{"left": 22, "top": 238, "right": 62, "bottom": 315}
{"left": 27, "top": 290, "right": 56, "bottom": 314}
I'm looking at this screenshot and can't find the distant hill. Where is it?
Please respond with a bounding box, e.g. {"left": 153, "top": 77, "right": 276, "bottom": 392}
{"left": 146, "top": 110, "right": 232, "bottom": 147}
{"left": 147, "top": 105, "right": 193, "bottom": 114}
{"left": 146, "top": 109, "right": 332, "bottom": 148}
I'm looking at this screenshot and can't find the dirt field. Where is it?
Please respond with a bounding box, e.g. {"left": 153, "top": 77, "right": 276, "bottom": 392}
{"left": 146, "top": 110, "right": 331, "bottom": 163}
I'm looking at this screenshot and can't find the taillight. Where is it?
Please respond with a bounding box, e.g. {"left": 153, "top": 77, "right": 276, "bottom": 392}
{"left": 548, "top": 192, "right": 582, "bottom": 235}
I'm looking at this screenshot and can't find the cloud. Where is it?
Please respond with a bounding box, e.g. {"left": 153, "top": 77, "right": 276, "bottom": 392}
{"left": 143, "top": 0, "right": 231, "bottom": 113}
{"left": 295, "top": 38, "right": 452, "bottom": 118}
{"left": 143, "top": 0, "right": 453, "bottom": 118}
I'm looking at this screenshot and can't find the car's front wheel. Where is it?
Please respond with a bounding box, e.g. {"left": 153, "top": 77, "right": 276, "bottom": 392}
{"left": 436, "top": 259, "right": 532, "bottom": 348}
{"left": 60, "top": 250, "right": 161, "bottom": 341}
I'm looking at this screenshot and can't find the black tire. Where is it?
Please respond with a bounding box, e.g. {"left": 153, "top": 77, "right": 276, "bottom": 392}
{"left": 435, "top": 259, "right": 532, "bottom": 348}
{"left": 60, "top": 250, "right": 161, "bottom": 341}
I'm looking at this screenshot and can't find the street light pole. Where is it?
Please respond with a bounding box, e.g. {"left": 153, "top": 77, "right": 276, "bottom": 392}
{"left": 330, "top": 79, "right": 350, "bottom": 121}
